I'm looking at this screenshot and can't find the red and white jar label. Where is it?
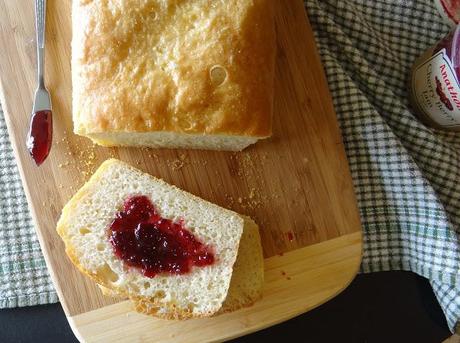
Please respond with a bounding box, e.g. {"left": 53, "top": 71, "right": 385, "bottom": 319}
{"left": 411, "top": 48, "right": 460, "bottom": 127}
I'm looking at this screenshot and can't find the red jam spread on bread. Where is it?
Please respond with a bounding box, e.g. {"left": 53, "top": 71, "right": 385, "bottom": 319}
{"left": 109, "top": 195, "right": 215, "bottom": 277}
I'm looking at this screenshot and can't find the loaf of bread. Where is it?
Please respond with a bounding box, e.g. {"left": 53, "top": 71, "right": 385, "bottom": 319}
{"left": 72, "top": 0, "right": 276, "bottom": 151}
{"left": 57, "top": 159, "right": 264, "bottom": 318}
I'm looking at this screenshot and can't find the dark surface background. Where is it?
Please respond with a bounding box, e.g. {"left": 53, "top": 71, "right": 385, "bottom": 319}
{"left": 0, "top": 271, "right": 451, "bottom": 343}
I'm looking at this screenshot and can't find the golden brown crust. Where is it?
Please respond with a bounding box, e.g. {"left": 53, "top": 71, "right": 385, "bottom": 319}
{"left": 72, "top": 0, "right": 276, "bottom": 138}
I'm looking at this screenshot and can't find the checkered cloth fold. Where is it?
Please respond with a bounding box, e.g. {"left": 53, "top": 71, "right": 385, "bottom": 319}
{"left": 304, "top": 0, "right": 460, "bottom": 332}
{"left": 0, "top": 0, "right": 458, "bottom": 333}
{"left": 0, "top": 109, "right": 57, "bottom": 308}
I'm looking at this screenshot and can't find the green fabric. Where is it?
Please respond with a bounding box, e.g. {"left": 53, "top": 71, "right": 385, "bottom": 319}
{"left": 0, "top": 107, "right": 57, "bottom": 308}
{"left": 305, "top": 0, "right": 460, "bottom": 332}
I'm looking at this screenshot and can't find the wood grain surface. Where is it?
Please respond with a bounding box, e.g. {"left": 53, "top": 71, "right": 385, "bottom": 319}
{"left": 0, "top": 0, "right": 362, "bottom": 341}
{"left": 70, "top": 232, "right": 361, "bottom": 343}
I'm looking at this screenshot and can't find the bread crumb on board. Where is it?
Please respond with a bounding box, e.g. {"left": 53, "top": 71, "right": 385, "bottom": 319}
{"left": 169, "top": 159, "right": 184, "bottom": 170}
{"left": 55, "top": 132, "right": 280, "bottom": 232}
{"left": 54, "top": 132, "right": 99, "bottom": 180}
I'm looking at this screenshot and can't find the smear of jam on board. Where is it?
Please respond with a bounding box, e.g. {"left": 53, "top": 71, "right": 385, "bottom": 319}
{"left": 109, "top": 195, "right": 215, "bottom": 277}
{"left": 26, "top": 110, "right": 52, "bottom": 166}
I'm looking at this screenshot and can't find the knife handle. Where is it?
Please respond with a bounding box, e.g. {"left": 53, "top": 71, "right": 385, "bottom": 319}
{"left": 35, "top": 0, "right": 46, "bottom": 48}
{"left": 35, "top": 0, "right": 46, "bottom": 86}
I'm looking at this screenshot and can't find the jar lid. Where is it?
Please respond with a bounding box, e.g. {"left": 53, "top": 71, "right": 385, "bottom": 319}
{"left": 450, "top": 25, "right": 460, "bottom": 71}
{"left": 435, "top": 0, "right": 460, "bottom": 27}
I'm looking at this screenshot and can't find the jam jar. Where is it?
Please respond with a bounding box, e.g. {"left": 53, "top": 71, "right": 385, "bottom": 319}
{"left": 410, "top": 25, "right": 460, "bottom": 131}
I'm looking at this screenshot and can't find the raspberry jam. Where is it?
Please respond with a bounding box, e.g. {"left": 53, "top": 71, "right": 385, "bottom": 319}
{"left": 108, "top": 195, "right": 215, "bottom": 277}
{"left": 26, "top": 110, "right": 52, "bottom": 166}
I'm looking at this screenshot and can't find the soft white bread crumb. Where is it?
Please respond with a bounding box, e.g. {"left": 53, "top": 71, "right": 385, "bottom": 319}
{"left": 87, "top": 132, "right": 258, "bottom": 152}
{"left": 57, "top": 158, "right": 244, "bottom": 318}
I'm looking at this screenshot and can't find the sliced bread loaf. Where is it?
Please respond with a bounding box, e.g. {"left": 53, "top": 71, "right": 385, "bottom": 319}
{"left": 57, "top": 158, "right": 245, "bottom": 318}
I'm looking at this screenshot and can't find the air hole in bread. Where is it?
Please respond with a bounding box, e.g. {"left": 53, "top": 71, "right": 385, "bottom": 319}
{"left": 79, "top": 228, "right": 91, "bottom": 235}
{"left": 96, "top": 263, "right": 119, "bottom": 284}
{"left": 143, "top": 282, "right": 150, "bottom": 290}
{"left": 96, "top": 243, "right": 105, "bottom": 251}
{"left": 156, "top": 290, "right": 166, "bottom": 299}
{"left": 210, "top": 65, "right": 227, "bottom": 86}
{"left": 175, "top": 117, "right": 194, "bottom": 131}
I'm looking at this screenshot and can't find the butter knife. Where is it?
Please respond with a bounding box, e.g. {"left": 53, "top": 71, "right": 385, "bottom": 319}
{"left": 26, "top": 0, "right": 52, "bottom": 166}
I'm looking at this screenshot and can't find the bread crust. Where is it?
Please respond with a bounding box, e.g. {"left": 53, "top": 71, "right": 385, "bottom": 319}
{"left": 72, "top": 0, "right": 276, "bottom": 139}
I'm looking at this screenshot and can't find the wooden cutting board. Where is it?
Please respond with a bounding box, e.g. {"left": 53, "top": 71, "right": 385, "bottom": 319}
{"left": 0, "top": 0, "right": 362, "bottom": 342}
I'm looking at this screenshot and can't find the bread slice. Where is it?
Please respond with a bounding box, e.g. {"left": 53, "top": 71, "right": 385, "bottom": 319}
{"left": 132, "top": 216, "right": 264, "bottom": 318}
{"left": 72, "top": 0, "right": 276, "bottom": 151}
{"left": 57, "top": 158, "right": 245, "bottom": 318}
{"left": 216, "top": 217, "right": 264, "bottom": 314}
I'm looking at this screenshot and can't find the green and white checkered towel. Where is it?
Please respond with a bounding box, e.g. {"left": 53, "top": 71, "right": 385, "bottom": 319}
{"left": 0, "top": 0, "right": 459, "bottom": 333}
{"left": 305, "top": 0, "right": 460, "bottom": 332}
{"left": 0, "top": 109, "right": 57, "bottom": 307}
